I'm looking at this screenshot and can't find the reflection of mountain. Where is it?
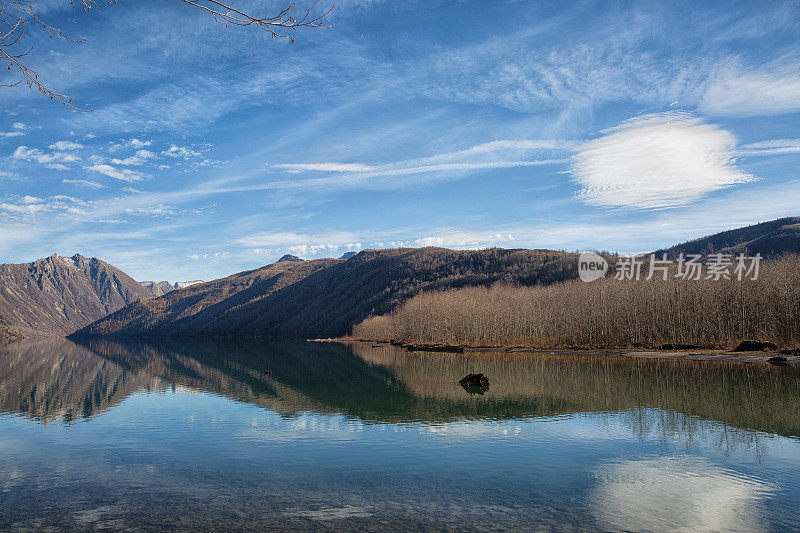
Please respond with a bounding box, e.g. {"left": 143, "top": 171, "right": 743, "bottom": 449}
{"left": 0, "top": 340, "right": 151, "bottom": 423}
{"left": 2, "top": 339, "right": 800, "bottom": 440}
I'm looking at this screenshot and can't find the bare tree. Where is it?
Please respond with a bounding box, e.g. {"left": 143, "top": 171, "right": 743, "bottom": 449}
{"left": 353, "top": 255, "right": 800, "bottom": 350}
{"left": 0, "top": 0, "right": 333, "bottom": 109}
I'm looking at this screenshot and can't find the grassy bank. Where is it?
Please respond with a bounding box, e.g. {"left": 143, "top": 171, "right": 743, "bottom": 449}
{"left": 353, "top": 255, "right": 800, "bottom": 349}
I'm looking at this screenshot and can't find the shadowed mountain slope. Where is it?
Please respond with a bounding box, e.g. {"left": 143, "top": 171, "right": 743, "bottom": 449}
{"left": 0, "top": 254, "right": 154, "bottom": 339}
{"left": 656, "top": 217, "right": 800, "bottom": 258}
{"left": 74, "top": 248, "right": 577, "bottom": 339}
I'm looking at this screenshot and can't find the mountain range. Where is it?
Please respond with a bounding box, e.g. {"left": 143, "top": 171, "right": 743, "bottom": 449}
{"left": 73, "top": 247, "right": 576, "bottom": 339}
{"left": 1, "top": 217, "right": 798, "bottom": 342}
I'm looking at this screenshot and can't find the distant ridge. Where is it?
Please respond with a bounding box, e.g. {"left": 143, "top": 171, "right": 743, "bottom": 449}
{"left": 339, "top": 252, "right": 357, "bottom": 260}
{"left": 140, "top": 280, "right": 207, "bottom": 297}
{"left": 656, "top": 217, "right": 800, "bottom": 258}
{"left": 277, "top": 254, "right": 304, "bottom": 262}
{"left": 0, "top": 254, "right": 153, "bottom": 339}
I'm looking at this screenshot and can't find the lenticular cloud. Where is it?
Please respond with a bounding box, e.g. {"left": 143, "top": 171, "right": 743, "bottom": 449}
{"left": 572, "top": 112, "right": 754, "bottom": 210}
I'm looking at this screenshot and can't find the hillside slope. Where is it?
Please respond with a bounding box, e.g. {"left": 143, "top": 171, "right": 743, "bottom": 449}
{"left": 656, "top": 217, "right": 800, "bottom": 258}
{"left": 74, "top": 248, "right": 577, "bottom": 339}
{"left": 0, "top": 254, "right": 154, "bottom": 338}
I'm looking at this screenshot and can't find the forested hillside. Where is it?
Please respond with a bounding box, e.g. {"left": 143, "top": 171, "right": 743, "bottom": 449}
{"left": 73, "top": 248, "right": 577, "bottom": 339}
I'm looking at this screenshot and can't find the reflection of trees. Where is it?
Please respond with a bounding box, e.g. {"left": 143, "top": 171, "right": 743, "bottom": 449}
{"left": 2, "top": 339, "right": 799, "bottom": 454}
{"left": 351, "top": 344, "right": 800, "bottom": 439}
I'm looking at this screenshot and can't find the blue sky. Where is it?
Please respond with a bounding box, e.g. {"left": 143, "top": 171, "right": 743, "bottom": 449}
{"left": 0, "top": 0, "right": 798, "bottom": 281}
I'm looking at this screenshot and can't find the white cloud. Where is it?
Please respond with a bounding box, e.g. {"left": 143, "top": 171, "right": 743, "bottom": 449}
{"left": 0, "top": 131, "right": 24, "bottom": 139}
{"left": 62, "top": 178, "right": 105, "bottom": 189}
{"left": 274, "top": 162, "right": 376, "bottom": 172}
{"left": 738, "top": 138, "right": 800, "bottom": 156}
{"left": 0, "top": 171, "right": 21, "bottom": 180}
{"left": 85, "top": 164, "right": 147, "bottom": 182}
{"left": 129, "top": 138, "right": 151, "bottom": 148}
{"left": 376, "top": 231, "right": 515, "bottom": 249}
{"left": 0, "top": 195, "right": 88, "bottom": 218}
{"left": 701, "top": 69, "right": 800, "bottom": 117}
{"left": 13, "top": 146, "right": 81, "bottom": 170}
{"left": 571, "top": 113, "right": 754, "bottom": 210}
{"left": 49, "top": 140, "right": 84, "bottom": 150}
{"left": 243, "top": 231, "right": 362, "bottom": 257}
{"left": 12, "top": 122, "right": 24, "bottom": 130}
{"left": 111, "top": 149, "right": 158, "bottom": 166}
{"left": 162, "top": 145, "right": 202, "bottom": 158}
{"left": 109, "top": 138, "right": 152, "bottom": 151}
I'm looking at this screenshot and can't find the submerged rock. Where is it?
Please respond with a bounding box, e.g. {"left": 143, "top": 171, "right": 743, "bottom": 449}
{"left": 459, "top": 373, "right": 489, "bottom": 387}
{"left": 732, "top": 340, "right": 778, "bottom": 352}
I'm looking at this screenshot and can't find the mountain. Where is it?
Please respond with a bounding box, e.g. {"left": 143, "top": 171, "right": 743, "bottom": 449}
{"left": 277, "top": 254, "right": 303, "bottom": 262}
{"left": 140, "top": 280, "right": 175, "bottom": 296}
{"left": 339, "top": 252, "right": 357, "bottom": 260}
{"left": 175, "top": 280, "right": 204, "bottom": 289}
{"left": 0, "top": 254, "right": 153, "bottom": 339}
{"left": 139, "top": 280, "right": 206, "bottom": 296}
{"left": 73, "top": 248, "right": 577, "bottom": 339}
{"left": 656, "top": 217, "right": 800, "bottom": 258}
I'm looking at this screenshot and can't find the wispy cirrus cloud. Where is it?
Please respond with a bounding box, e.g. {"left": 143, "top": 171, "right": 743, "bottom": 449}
{"left": 274, "top": 163, "right": 376, "bottom": 172}
{"left": 269, "top": 138, "right": 572, "bottom": 190}
{"left": 701, "top": 64, "right": 800, "bottom": 117}
{"left": 572, "top": 113, "right": 754, "bottom": 210}
{"left": 62, "top": 178, "right": 105, "bottom": 189}
{"left": 85, "top": 163, "right": 148, "bottom": 182}
{"left": 738, "top": 139, "right": 800, "bottom": 156}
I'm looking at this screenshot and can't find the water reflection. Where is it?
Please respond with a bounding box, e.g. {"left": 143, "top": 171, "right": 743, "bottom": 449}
{"left": 1, "top": 338, "right": 799, "bottom": 439}
{"left": 0, "top": 339, "right": 799, "bottom": 530}
{"left": 592, "top": 457, "right": 775, "bottom": 532}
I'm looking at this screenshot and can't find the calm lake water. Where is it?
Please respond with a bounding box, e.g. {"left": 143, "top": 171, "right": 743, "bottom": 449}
{"left": 1, "top": 339, "right": 799, "bottom": 531}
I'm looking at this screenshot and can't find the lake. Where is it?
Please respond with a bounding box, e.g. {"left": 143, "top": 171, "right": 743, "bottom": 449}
{"left": 1, "top": 339, "right": 799, "bottom": 531}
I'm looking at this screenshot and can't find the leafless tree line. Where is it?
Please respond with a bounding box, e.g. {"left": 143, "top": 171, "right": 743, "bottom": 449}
{"left": 353, "top": 255, "right": 800, "bottom": 349}
{"left": 1, "top": 0, "right": 332, "bottom": 109}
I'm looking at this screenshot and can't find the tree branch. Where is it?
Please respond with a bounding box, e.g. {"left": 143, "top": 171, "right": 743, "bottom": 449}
{"left": 0, "top": 0, "right": 334, "bottom": 110}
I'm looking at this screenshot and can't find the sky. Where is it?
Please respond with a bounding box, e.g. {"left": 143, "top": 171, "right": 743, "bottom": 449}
{"left": 0, "top": 0, "right": 798, "bottom": 281}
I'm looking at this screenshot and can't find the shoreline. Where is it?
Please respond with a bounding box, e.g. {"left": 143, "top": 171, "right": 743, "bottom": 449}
{"left": 310, "top": 338, "right": 800, "bottom": 365}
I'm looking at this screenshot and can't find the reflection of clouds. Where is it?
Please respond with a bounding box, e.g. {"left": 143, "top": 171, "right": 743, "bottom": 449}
{"left": 592, "top": 457, "right": 774, "bottom": 532}
{"left": 236, "top": 414, "right": 365, "bottom": 443}
{"left": 424, "top": 421, "right": 522, "bottom": 440}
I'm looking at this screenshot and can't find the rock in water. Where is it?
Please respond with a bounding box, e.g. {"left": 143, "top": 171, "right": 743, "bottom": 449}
{"left": 732, "top": 340, "right": 778, "bottom": 352}
{"left": 459, "top": 373, "right": 489, "bottom": 387}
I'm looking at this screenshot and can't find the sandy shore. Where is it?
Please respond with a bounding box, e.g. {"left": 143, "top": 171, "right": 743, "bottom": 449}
{"left": 310, "top": 339, "right": 800, "bottom": 365}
